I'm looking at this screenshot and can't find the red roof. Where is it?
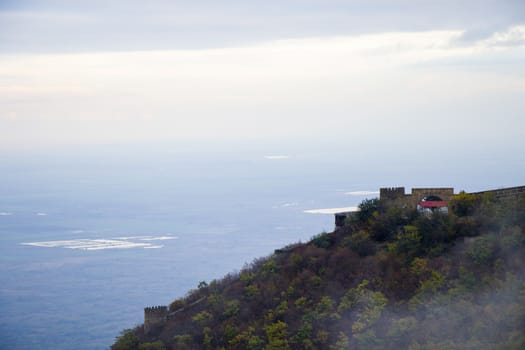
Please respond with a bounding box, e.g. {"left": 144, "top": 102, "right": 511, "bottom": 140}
{"left": 419, "top": 200, "right": 447, "bottom": 208}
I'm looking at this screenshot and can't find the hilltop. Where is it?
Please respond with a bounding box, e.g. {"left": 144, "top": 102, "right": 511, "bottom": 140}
{"left": 113, "top": 190, "right": 525, "bottom": 350}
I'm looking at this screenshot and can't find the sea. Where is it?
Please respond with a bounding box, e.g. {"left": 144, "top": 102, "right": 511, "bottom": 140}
{"left": 0, "top": 141, "right": 522, "bottom": 349}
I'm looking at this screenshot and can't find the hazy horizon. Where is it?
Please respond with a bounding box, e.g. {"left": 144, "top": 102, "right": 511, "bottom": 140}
{"left": 1, "top": 0, "right": 525, "bottom": 156}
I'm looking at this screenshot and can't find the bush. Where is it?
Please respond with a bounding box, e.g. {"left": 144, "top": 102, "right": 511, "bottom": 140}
{"left": 173, "top": 334, "right": 192, "bottom": 346}
{"left": 344, "top": 230, "right": 376, "bottom": 257}
{"left": 370, "top": 206, "right": 406, "bottom": 241}
{"left": 139, "top": 341, "right": 165, "bottom": 350}
{"left": 192, "top": 311, "right": 213, "bottom": 326}
{"left": 311, "top": 232, "right": 332, "bottom": 249}
{"left": 450, "top": 191, "right": 478, "bottom": 217}
{"left": 467, "top": 235, "right": 497, "bottom": 265}
{"left": 265, "top": 321, "right": 291, "bottom": 350}
{"left": 415, "top": 212, "right": 454, "bottom": 250}
{"left": 389, "top": 226, "right": 422, "bottom": 259}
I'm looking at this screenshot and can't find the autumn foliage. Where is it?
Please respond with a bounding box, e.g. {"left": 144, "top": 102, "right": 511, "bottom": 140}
{"left": 114, "top": 193, "right": 525, "bottom": 350}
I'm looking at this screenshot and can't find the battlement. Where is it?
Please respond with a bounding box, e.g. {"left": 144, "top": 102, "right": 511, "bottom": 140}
{"left": 379, "top": 187, "right": 406, "bottom": 199}
{"left": 411, "top": 188, "right": 454, "bottom": 201}
{"left": 145, "top": 305, "right": 168, "bottom": 316}
{"left": 144, "top": 306, "right": 168, "bottom": 335}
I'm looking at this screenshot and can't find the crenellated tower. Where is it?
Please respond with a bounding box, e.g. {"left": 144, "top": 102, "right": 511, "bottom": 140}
{"left": 144, "top": 306, "right": 167, "bottom": 335}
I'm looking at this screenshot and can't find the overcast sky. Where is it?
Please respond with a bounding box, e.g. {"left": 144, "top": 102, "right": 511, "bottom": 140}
{"left": 1, "top": 0, "right": 524, "bottom": 152}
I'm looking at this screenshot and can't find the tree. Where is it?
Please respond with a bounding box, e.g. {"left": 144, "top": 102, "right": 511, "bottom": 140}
{"left": 265, "top": 321, "right": 291, "bottom": 350}
{"left": 344, "top": 229, "right": 375, "bottom": 256}
{"left": 450, "top": 191, "right": 478, "bottom": 217}
{"left": 330, "top": 332, "right": 350, "bottom": 350}
{"left": 112, "top": 329, "right": 139, "bottom": 350}
{"left": 358, "top": 198, "right": 380, "bottom": 223}
{"left": 138, "top": 341, "right": 165, "bottom": 350}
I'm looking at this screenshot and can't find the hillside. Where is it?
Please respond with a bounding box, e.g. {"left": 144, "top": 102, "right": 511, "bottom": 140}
{"left": 113, "top": 191, "right": 525, "bottom": 350}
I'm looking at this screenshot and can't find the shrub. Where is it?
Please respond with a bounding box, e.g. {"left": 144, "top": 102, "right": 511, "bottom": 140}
{"left": 173, "top": 334, "right": 192, "bottom": 346}
{"left": 192, "top": 311, "right": 213, "bottom": 326}
{"left": 467, "top": 235, "right": 497, "bottom": 266}
{"left": 450, "top": 191, "right": 478, "bottom": 217}
{"left": 389, "top": 226, "right": 422, "bottom": 259}
{"left": 265, "top": 321, "right": 291, "bottom": 350}
{"left": 344, "top": 230, "right": 376, "bottom": 257}
{"left": 138, "top": 341, "right": 166, "bottom": 350}
{"left": 311, "top": 232, "right": 332, "bottom": 248}
{"left": 329, "top": 332, "right": 350, "bottom": 350}
{"left": 223, "top": 300, "right": 240, "bottom": 318}
{"left": 169, "top": 299, "right": 184, "bottom": 312}
{"left": 415, "top": 212, "right": 454, "bottom": 250}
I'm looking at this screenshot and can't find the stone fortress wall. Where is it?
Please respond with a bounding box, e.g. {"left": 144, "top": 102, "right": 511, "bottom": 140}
{"left": 144, "top": 306, "right": 168, "bottom": 334}
{"left": 471, "top": 185, "right": 525, "bottom": 201}
{"left": 379, "top": 185, "right": 525, "bottom": 211}
{"left": 144, "top": 297, "right": 207, "bottom": 334}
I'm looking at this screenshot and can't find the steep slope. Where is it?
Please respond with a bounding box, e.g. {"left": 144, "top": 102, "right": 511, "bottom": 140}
{"left": 113, "top": 193, "right": 525, "bottom": 350}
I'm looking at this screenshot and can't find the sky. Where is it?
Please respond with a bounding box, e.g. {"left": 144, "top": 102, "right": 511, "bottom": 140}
{"left": 1, "top": 0, "right": 525, "bottom": 153}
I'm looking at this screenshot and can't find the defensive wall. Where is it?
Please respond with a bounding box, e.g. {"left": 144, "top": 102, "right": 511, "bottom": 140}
{"left": 144, "top": 297, "right": 206, "bottom": 335}
{"left": 471, "top": 185, "right": 525, "bottom": 202}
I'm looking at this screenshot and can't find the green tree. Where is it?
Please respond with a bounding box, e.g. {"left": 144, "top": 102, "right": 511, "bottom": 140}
{"left": 311, "top": 232, "right": 332, "bottom": 248}
{"left": 203, "top": 327, "right": 213, "bottom": 350}
{"left": 173, "top": 334, "right": 192, "bottom": 346}
{"left": 467, "top": 235, "right": 497, "bottom": 265}
{"left": 265, "top": 321, "right": 291, "bottom": 350}
{"left": 138, "top": 341, "right": 165, "bottom": 350}
{"left": 229, "top": 326, "right": 264, "bottom": 350}
{"left": 389, "top": 225, "right": 422, "bottom": 258}
{"left": 338, "top": 280, "right": 388, "bottom": 333}
{"left": 192, "top": 311, "right": 213, "bottom": 327}
{"left": 330, "top": 332, "right": 350, "bottom": 350}
{"left": 450, "top": 191, "right": 478, "bottom": 217}
{"left": 344, "top": 229, "right": 375, "bottom": 256}
{"left": 112, "top": 329, "right": 139, "bottom": 350}
{"left": 314, "top": 296, "right": 335, "bottom": 319}
{"left": 358, "top": 198, "right": 380, "bottom": 223}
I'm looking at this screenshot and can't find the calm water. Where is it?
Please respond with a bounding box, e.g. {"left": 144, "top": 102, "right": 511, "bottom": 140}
{"left": 0, "top": 143, "right": 522, "bottom": 349}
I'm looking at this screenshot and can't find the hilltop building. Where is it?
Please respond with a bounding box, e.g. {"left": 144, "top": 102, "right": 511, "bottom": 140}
{"left": 379, "top": 187, "right": 454, "bottom": 213}
{"left": 334, "top": 187, "right": 455, "bottom": 229}
{"left": 334, "top": 185, "right": 525, "bottom": 229}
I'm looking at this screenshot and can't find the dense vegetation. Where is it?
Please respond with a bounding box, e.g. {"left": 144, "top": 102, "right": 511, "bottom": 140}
{"left": 113, "top": 192, "right": 525, "bottom": 350}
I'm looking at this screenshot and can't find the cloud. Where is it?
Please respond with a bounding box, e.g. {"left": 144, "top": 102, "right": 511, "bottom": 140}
{"left": 345, "top": 191, "right": 380, "bottom": 196}
{"left": 304, "top": 207, "right": 359, "bottom": 214}
{"left": 0, "top": 27, "right": 524, "bottom": 151}
{"left": 1, "top": 0, "right": 524, "bottom": 53}
{"left": 482, "top": 25, "right": 525, "bottom": 47}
